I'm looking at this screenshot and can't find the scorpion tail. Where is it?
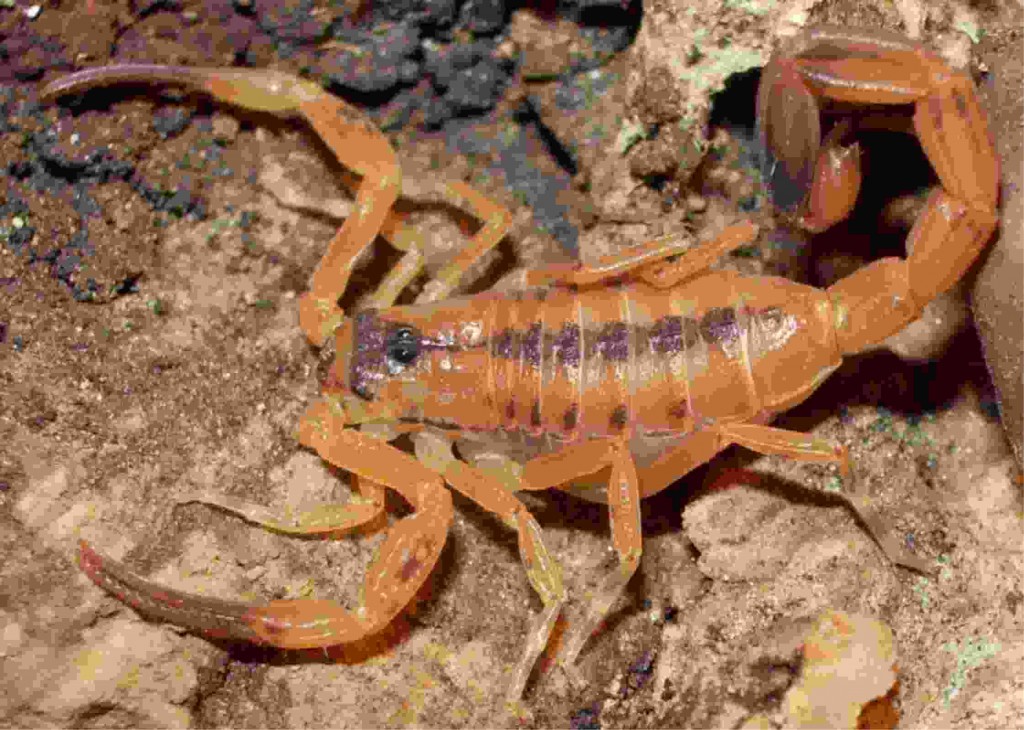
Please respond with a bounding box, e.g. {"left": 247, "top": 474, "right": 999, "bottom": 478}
{"left": 827, "top": 188, "right": 997, "bottom": 356}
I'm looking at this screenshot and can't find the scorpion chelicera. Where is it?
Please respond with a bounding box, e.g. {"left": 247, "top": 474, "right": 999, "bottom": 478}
{"left": 45, "top": 25, "right": 998, "bottom": 705}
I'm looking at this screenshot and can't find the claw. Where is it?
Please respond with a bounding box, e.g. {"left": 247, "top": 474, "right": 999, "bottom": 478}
{"left": 41, "top": 64, "right": 323, "bottom": 114}
{"left": 803, "top": 141, "right": 861, "bottom": 232}
{"left": 43, "top": 63, "right": 402, "bottom": 346}
{"left": 77, "top": 540, "right": 263, "bottom": 644}
{"left": 757, "top": 55, "right": 821, "bottom": 211}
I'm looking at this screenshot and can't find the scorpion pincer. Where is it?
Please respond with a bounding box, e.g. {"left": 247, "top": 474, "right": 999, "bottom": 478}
{"left": 46, "top": 25, "right": 998, "bottom": 707}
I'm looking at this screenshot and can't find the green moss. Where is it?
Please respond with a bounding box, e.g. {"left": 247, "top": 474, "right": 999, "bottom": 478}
{"left": 723, "top": 0, "right": 774, "bottom": 15}
{"left": 676, "top": 43, "right": 765, "bottom": 97}
{"left": 616, "top": 118, "right": 648, "bottom": 155}
{"left": 955, "top": 20, "right": 983, "bottom": 44}
{"left": 941, "top": 636, "right": 1001, "bottom": 707}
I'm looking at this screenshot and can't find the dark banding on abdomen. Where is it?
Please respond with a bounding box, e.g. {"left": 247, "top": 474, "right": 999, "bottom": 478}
{"left": 485, "top": 281, "right": 803, "bottom": 438}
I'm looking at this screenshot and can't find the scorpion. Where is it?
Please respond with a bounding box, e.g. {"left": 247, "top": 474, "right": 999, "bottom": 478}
{"left": 45, "top": 25, "right": 998, "bottom": 705}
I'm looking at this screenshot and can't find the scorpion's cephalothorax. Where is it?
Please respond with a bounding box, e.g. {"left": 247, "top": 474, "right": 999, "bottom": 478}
{"left": 331, "top": 301, "right": 496, "bottom": 428}
{"left": 333, "top": 275, "right": 838, "bottom": 438}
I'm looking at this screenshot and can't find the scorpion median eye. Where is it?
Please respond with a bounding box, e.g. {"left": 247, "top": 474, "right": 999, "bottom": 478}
{"left": 386, "top": 326, "right": 421, "bottom": 369}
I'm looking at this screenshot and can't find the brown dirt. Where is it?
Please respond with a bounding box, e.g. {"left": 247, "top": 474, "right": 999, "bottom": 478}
{"left": 0, "top": 2, "right": 1020, "bottom": 729}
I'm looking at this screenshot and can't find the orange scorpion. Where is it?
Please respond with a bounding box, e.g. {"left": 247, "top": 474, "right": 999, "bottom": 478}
{"left": 45, "top": 26, "right": 998, "bottom": 704}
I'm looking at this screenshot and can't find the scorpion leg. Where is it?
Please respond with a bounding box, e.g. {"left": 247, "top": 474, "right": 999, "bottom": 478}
{"left": 363, "top": 180, "right": 513, "bottom": 309}
{"left": 409, "top": 430, "right": 567, "bottom": 704}
{"left": 434, "top": 433, "right": 645, "bottom": 699}
{"left": 715, "top": 422, "right": 932, "bottom": 573}
{"left": 525, "top": 221, "right": 759, "bottom": 288}
{"left": 359, "top": 246, "right": 428, "bottom": 313}
{"left": 170, "top": 486, "right": 386, "bottom": 538}
{"left": 632, "top": 222, "right": 761, "bottom": 288}
{"left": 414, "top": 181, "right": 513, "bottom": 304}
{"left": 519, "top": 439, "right": 643, "bottom": 675}
{"left": 619, "top": 423, "right": 933, "bottom": 572}
{"left": 171, "top": 420, "right": 405, "bottom": 540}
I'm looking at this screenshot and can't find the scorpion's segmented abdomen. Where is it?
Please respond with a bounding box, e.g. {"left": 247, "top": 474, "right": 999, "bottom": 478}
{"left": 485, "top": 273, "right": 839, "bottom": 439}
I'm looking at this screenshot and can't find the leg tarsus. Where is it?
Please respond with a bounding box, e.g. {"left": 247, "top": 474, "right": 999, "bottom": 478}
{"left": 505, "top": 600, "right": 564, "bottom": 704}
{"left": 845, "top": 488, "right": 933, "bottom": 574}
{"left": 560, "top": 441, "right": 642, "bottom": 669}
{"left": 718, "top": 422, "right": 933, "bottom": 573}
{"left": 560, "top": 555, "right": 640, "bottom": 668}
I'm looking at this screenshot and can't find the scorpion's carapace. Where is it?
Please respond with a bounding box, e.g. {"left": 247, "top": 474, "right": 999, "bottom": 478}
{"left": 53, "top": 24, "right": 998, "bottom": 709}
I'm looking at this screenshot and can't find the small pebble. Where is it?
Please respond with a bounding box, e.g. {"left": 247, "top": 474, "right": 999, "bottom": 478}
{"left": 686, "top": 194, "right": 707, "bottom": 213}
{"left": 211, "top": 114, "right": 240, "bottom": 143}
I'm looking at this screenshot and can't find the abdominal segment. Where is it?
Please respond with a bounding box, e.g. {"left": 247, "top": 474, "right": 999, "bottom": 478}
{"left": 485, "top": 275, "right": 810, "bottom": 439}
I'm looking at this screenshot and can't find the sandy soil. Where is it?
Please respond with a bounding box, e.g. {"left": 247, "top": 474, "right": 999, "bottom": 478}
{"left": 0, "top": 1, "right": 1021, "bottom": 728}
